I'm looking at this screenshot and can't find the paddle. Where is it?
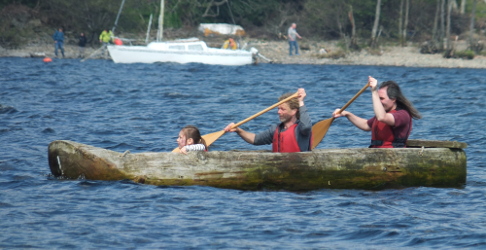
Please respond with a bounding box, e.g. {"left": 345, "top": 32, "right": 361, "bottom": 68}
{"left": 310, "top": 82, "right": 370, "bottom": 150}
{"left": 173, "top": 92, "right": 300, "bottom": 152}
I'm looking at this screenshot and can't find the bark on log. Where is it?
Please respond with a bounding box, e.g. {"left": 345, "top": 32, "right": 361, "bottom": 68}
{"left": 48, "top": 140, "right": 467, "bottom": 191}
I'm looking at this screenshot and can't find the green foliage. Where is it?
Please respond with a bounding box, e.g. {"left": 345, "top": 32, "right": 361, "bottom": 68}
{"left": 314, "top": 49, "right": 346, "bottom": 59}
{"left": 1, "top": 0, "right": 486, "bottom": 46}
{"left": 454, "top": 49, "right": 475, "bottom": 59}
{"left": 0, "top": 0, "right": 38, "bottom": 9}
{"left": 0, "top": 27, "right": 27, "bottom": 48}
{"left": 467, "top": 0, "right": 486, "bottom": 18}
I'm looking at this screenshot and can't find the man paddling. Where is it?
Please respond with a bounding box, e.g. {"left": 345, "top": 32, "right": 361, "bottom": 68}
{"left": 224, "top": 88, "right": 312, "bottom": 152}
{"left": 332, "top": 76, "right": 421, "bottom": 148}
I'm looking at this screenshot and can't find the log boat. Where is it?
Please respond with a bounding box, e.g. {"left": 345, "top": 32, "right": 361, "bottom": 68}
{"left": 48, "top": 140, "right": 467, "bottom": 191}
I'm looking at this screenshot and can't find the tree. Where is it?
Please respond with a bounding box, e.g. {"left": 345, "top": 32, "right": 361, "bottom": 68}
{"left": 348, "top": 4, "right": 358, "bottom": 49}
{"left": 440, "top": 0, "right": 446, "bottom": 50}
{"left": 398, "top": 0, "right": 409, "bottom": 46}
{"left": 370, "top": 0, "right": 382, "bottom": 48}
{"left": 469, "top": 0, "right": 478, "bottom": 49}
{"left": 446, "top": 0, "right": 452, "bottom": 51}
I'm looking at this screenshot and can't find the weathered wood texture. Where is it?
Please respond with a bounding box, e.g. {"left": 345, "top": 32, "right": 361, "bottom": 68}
{"left": 406, "top": 139, "right": 467, "bottom": 149}
{"left": 48, "top": 140, "right": 467, "bottom": 191}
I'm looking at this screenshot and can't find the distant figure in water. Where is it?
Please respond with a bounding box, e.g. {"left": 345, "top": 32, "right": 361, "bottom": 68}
{"left": 176, "top": 125, "right": 207, "bottom": 154}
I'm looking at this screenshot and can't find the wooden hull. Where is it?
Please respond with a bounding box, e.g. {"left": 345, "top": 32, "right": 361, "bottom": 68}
{"left": 48, "top": 140, "right": 467, "bottom": 191}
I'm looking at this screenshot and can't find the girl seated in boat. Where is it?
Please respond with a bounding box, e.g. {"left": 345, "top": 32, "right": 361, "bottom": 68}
{"left": 176, "top": 125, "right": 207, "bottom": 154}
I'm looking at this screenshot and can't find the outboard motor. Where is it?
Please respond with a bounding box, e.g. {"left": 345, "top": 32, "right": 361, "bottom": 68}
{"left": 250, "top": 47, "right": 272, "bottom": 64}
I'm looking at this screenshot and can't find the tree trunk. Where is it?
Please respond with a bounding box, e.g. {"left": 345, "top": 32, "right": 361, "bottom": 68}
{"left": 460, "top": 0, "right": 466, "bottom": 14}
{"left": 48, "top": 140, "right": 468, "bottom": 191}
{"left": 440, "top": 0, "right": 446, "bottom": 50}
{"left": 399, "top": 0, "right": 404, "bottom": 44}
{"left": 348, "top": 5, "right": 357, "bottom": 49}
{"left": 469, "top": 0, "right": 477, "bottom": 45}
{"left": 371, "top": 0, "right": 382, "bottom": 48}
{"left": 402, "top": 0, "right": 410, "bottom": 46}
{"left": 432, "top": 0, "right": 440, "bottom": 43}
{"left": 446, "top": 0, "right": 452, "bottom": 50}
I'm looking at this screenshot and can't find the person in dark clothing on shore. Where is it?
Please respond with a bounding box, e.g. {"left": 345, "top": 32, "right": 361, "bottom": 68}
{"left": 78, "top": 32, "right": 87, "bottom": 58}
{"left": 52, "top": 27, "right": 65, "bottom": 58}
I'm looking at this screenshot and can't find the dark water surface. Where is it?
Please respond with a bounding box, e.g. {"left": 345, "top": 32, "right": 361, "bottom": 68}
{"left": 1, "top": 58, "right": 485, "bottom": 249}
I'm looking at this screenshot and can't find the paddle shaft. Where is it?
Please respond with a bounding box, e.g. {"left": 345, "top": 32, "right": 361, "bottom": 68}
{"left": 230, "top": 92, "right": 299, "bottom": 129}
{"left": 336, "top": 83, "right": 370, "bottom": 114}
{"left": 310, "top": 82, "right": 370, "bottom": 149}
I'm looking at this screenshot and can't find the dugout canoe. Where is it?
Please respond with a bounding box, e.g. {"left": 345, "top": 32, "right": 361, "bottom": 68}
{"left": 48, "top": 140, "right": 467, "bottom": 191}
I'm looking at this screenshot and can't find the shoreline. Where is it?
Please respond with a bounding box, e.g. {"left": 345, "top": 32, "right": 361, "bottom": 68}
{"left": 2, "top": 40, "right": 486, "bottom": 69}
{"left": 249, "top": 40, "right": 486, "bottom": 69}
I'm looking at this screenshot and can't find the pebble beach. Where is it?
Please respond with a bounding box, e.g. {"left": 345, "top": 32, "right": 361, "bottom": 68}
{"left": 1, "top": 39, "right": 485, "bottom": 69}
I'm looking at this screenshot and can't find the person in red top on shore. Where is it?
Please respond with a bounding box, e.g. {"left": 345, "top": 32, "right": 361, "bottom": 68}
{"left": 224, "top": 88, "right": 312, "bottom": 152}
{"left": 332, "top": 76, "right": 422, "bottom": 148}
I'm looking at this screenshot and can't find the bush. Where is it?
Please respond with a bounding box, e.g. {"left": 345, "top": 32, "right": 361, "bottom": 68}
{"left": 454, "top": 50, "right": 475, "bottom": 60}
{"left": 315, "top": 49, "right": 346, "bottom": 59}
{"left": 0, "top": 27, "right": 28, "bottom": 49}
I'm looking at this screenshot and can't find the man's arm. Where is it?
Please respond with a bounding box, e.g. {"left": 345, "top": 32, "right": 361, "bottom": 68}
{"left": 224, "top": 123, "right": 256, "bottom": 144}
{"left": 233, "top": 127, "right": 256, "bottom": 144}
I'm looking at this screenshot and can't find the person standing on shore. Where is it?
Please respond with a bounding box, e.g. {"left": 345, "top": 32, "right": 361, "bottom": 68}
{"left": 78, "top": 32, "right": 87, "bottom": 58}
{"left": 99, "top": 29, "right": 113, "bottom": 57}
{"left": 224, "top": 88, "right": 312, "bottom": 152}
{"left": 332, "top": 76, "right": 422, "bottom": 148}
{"left": 287, "top": 23, "right": 302, "bottom": 56}
{"left": 52, "top": 27, "right": 65, "bottom": 58}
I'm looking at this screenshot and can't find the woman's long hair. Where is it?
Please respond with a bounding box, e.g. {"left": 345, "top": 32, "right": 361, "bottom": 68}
{"left": 380, "top": 81, "right": 422, "bottom": 119}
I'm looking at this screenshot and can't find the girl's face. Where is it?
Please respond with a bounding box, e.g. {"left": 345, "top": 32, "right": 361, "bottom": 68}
{"left": 176, "top": 130, "right": 194, "bottom": 149}
{"left": 176, "top": 131, "right": 187, "bottom": 149}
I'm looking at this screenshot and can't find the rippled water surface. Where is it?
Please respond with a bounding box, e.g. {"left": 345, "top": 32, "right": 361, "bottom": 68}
{"left": 1, "top": 58, "right": 485, "bottom": 249}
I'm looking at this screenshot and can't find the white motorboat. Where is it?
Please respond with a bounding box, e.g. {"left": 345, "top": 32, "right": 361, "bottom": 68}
{"left": 107, "top": 38, "right": 257, "bottom": 66}
{"left": 106, "top": 0, "right": 258, "bottom": 66}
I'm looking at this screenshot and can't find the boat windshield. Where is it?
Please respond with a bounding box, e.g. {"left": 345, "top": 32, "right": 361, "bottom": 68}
{"left": 168, "top": 45, "right": 185, "bottom": 50}
{"left": 188, "top": 44, "right": 204, "bottom": 51}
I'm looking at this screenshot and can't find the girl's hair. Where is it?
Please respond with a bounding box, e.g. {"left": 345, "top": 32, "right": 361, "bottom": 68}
{"left": 380, "top": 81, "right": 422, "bottom": 119}
{"left": 181, "top": 125, "right": 207, "bottom": 148}
{"left": 279, "top": 93, "right": 300, "bottom": 119}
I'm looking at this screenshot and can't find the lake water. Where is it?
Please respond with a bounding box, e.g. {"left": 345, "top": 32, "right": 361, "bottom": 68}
{"left": 1, "top": 57, "right": 485, "bottom": 249}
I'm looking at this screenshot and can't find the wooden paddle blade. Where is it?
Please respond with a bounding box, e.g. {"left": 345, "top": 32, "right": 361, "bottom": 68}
{"left": 201, "top": 130, "right": 226, "bottom": 148}
{"left": 311, "top": 118, "right": 335, "bottom": 150}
